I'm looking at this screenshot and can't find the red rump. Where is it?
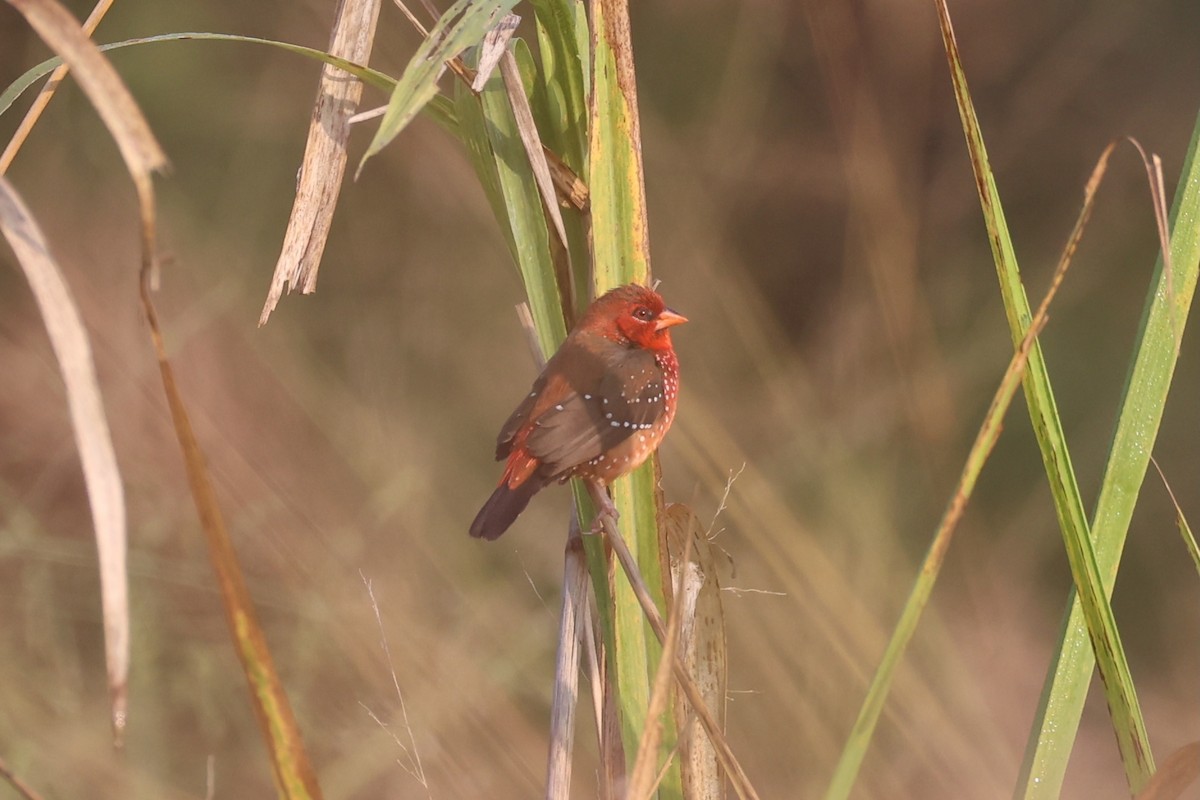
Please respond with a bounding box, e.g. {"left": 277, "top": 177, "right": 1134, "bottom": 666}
{"left": 469, "top": 284, "right": 687, "bottom": 540}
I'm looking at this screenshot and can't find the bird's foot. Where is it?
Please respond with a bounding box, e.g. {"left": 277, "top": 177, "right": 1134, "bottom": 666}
{"left": 589, "top": 491, "right": 620, "bottom": 534}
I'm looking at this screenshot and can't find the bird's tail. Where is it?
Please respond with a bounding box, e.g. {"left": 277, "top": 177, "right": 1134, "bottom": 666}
{"left": 469, "top": 477, "right": 544, "bottom": 540}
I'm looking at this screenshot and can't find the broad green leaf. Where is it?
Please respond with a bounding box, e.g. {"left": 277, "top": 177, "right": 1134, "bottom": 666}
{"left": 454, "top": 70, "right": 519, "bottom": 267}
{"left": 476, "top": 54, "right": 569, "bottom": 359}
{"left": 514, "top": 37, "right": 590, "bottom": 325}
{"left": 528, "top": 0, "right": 589, "bottom": 177}
{"left": 527, "top": 0, "right": 591, "bottom": 317}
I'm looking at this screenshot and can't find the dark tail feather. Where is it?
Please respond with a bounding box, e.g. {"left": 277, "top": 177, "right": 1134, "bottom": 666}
{"left": 470, "top": 479, "right": 543, "bottom": 540}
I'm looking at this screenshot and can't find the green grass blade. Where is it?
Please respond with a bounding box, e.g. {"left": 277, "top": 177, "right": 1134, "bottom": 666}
{"left": 588, "top": 1, "right": 680, "bottom": 793}
{"left": 933, "top": 2, "right": 1155, "bottom": 792}
{"left": 1018, "top": 114, "right": 1200, "bottom": 799}
{"left": 824, "top": 307, "right": 1051, "bottom": 800}
{"left": 0, "top": 33, "right": 459, "bottom": 135}
{"left": 358, "top": 0, "right": 516, "bottom": 174}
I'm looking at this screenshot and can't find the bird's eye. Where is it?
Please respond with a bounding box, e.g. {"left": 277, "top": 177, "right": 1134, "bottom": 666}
{"left": 633, "top": 307, "right": 654, "bottom": 321}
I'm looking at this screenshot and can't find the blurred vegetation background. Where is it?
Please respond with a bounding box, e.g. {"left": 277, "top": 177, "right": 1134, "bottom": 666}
{"left": 2, "top": 0, "right": 1199, "bottom": 797}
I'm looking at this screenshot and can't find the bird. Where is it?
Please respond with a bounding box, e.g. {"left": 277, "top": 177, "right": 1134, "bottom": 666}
{"left": 470, "top": 284, "right": 687, "bottom": 540}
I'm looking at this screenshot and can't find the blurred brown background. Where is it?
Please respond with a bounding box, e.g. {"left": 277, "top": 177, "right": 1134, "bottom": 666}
{"left": 2, "top": 0, "right": 1199, "bottom": 797}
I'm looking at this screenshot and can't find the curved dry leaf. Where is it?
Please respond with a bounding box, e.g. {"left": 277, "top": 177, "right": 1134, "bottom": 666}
{"left": 8, "top": 0, "right": 164, "bottom": 297}
{"left": 0, "top": 0, "right": 115, "bottom": 175}
{"left": 7, "top": 0, "right": 166, "bottom": 176}
{"left": 0, "top": 177, "right": 128, "bottom": 739}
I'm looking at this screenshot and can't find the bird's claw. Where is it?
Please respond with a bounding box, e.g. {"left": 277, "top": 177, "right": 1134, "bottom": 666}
{"left": 589, "top": 492, "right": 620, "bottom": 534}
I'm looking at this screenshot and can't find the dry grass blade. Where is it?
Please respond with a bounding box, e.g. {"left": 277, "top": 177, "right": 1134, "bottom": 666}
{"left": 0, "top": 177, "right": 129, "bottom": 742}
{"left": 1149, "top": 458, "right": 1200, "bottom": 576}
{"left": 472, "top": 12, "right": 518, "bottom": 91}
{"left": 259, "top": 0, "right": 382, "bottom": 325}
{"left": 585, "top": 481, "right": 761, "bottom": 800}
{"left": 1134, "top": 743, "right": 1200, "bottom": 800}
{"left": 1127, "top": 138, "right": 1177, "bottom": 352}
{"left": 139, "top": 267, "right": 323, "bottom": 799}
{"left": 628, "top": 526, "right": 691, "bottom": 799}
{"left": 8, "top": 0, "right": 172, "bottom": 743}
{"left": 824, "top": 312, "right": 1048, "bottom": 800}
{"left": 360, "top": 572, "right": 427, "bottom": 789}
{"left": 0, "top": 756, "right": 45, "bottom": 800}
{"left": 546, "top": 520, "right": 588, "bottom": 800}
{"left": 0, "top": 0, "right": 113, "bottom": 174}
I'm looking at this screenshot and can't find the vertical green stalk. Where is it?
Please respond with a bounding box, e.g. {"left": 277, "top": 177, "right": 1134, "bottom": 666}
{"left": 588, "top": 0, "right": 679, "bottom": 791}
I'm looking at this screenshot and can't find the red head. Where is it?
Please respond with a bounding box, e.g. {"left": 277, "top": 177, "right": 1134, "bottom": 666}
{"left": 581, "top": 284, "right": 687, "bottom": 351}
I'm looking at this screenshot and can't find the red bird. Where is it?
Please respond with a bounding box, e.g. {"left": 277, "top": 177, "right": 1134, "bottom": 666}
{"left": 470, "top": 284, "right": 687, "bottom": 540}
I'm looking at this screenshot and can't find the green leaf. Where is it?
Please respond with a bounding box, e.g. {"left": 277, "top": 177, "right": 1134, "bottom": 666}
{"left": 358, "top": 0, "right": 517, "bottom": 175}
{"left": 476, "top": 55, "right": 569, "bottom": 358}
{"left": 524, "top": 0, "right": 592, "bottom": 320}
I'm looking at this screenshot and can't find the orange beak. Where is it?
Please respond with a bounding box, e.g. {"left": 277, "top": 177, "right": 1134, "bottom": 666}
{"left": 655, "top": 308, "right": 688, "bottom": 331}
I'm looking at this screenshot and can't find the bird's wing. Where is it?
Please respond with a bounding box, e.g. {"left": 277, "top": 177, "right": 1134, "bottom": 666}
{"left": 495, "top": 375, "right": 545, "bottom": 460}
{"left": 526, "top": 348, "right": 668, "bottom": 476}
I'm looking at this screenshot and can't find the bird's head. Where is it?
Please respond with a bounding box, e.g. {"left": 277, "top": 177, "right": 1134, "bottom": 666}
{"left": 585, "top": 284, "right": 687, "bottom": 351}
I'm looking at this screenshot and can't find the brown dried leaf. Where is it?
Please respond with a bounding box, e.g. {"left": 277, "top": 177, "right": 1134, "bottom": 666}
{"left": 546, "top": 522, "right": 589, "bottom": 800}
{"left": 260, "top": 0, "right": 382, "bottom": 325}
{"left": 665, "top": 503, "right": 728, "bottom": 800}
{"left": 587, "top": 481, "right": 760, "bottom": 800}
{"left": 0, "top": 177, "right": 129, "bottom": 740}
{"left": 629, "top": 522, "right": 692, "bottom": 799}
